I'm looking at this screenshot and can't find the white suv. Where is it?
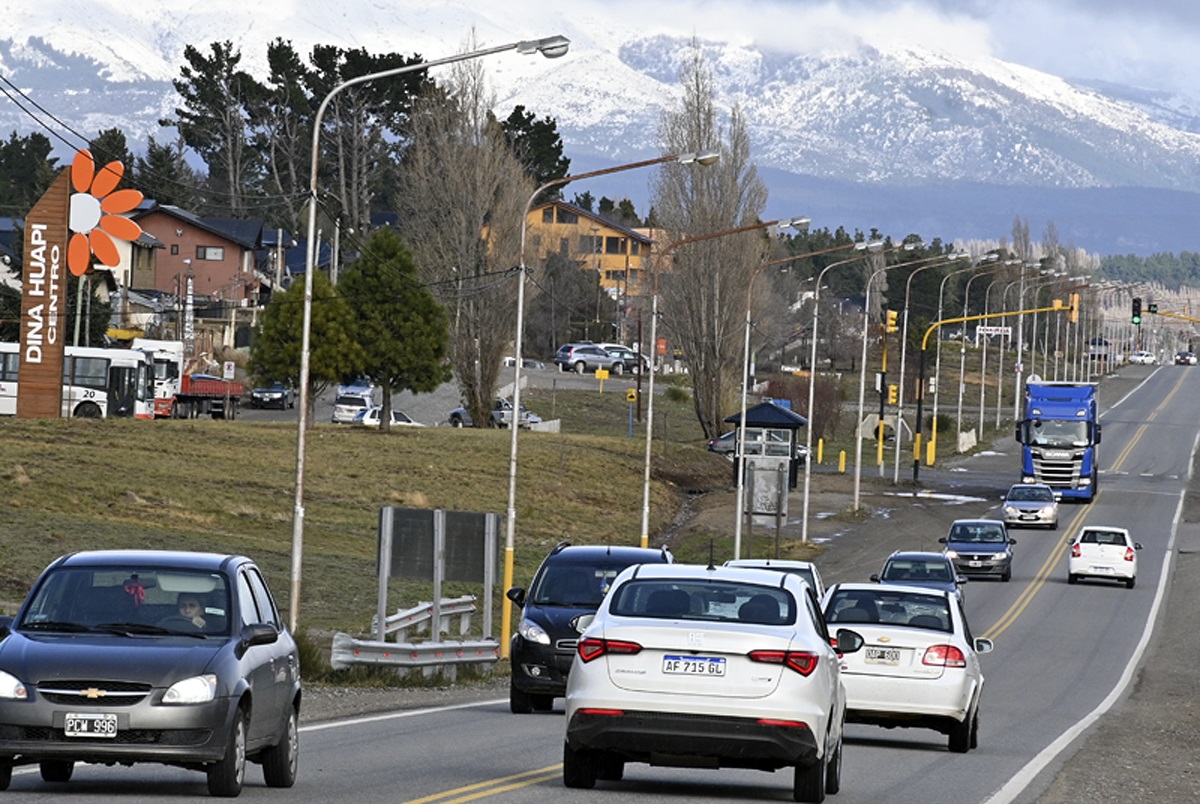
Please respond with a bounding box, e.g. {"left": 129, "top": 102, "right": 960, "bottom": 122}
{"left": 563, "top": 564, "right": 863, "bottom": 801}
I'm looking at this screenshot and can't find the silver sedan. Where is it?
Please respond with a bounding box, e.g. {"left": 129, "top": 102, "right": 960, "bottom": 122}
{"left": 1002, "top": 483, "right": 1059, "bottom": 529}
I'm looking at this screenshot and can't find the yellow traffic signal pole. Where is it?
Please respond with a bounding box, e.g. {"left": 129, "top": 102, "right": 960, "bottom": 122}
{"left": 912, "top": 300, "right": 1074, "bottom": 483}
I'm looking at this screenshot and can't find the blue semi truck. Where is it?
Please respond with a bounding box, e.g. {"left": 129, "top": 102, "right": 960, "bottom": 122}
{"left": 1014, "top": 381, "right": 1101, "bottom": 502}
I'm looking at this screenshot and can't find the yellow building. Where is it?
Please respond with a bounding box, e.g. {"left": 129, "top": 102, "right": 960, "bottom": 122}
{"left": 526, "top": 201, "right": 654, "bottom": 298}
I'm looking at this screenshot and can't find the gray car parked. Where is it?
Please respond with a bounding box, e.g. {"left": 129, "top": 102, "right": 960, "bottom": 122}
{"left": 553, "top": 343, "right": 624, "bottom": 374}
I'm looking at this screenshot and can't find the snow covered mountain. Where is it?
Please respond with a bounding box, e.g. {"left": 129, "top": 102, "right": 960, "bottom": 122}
{"left": 2, "top": 0, "right": 1199, "bottom": 255}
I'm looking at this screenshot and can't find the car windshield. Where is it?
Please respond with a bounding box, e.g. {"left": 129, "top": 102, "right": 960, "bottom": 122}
{"left": 18, "top": 566, "right": 231, "bottom": 636}
{"left": 826, "top": 589, "right": 952, "bottom": 631}
{"left": 609, "top": 579, "right": 796, "bottom": 625}
{"left": 947, "top": 524, "right": 1008, "bottom": 543}
{"left": 1008, "top": 487, "right": 1054, "bottom": 503}
{"left": 880, "top": 558, "right": 954, "bottom": 582}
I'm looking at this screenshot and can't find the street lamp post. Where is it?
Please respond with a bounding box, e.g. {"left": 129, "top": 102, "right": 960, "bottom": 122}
{"left": 952, "top": 261, "right": 1006, "bottom": 445}
{"left": 501, "top": 149, "right": 718, "bottom": 658}
{"left": 799, "top": 241, "right": 884, "bottom": 542}
{"left": 288, "top": 34, "right": 571, "bottom": 633}
{"left": 640, "top": 217, "right": 808, "bottom": 554}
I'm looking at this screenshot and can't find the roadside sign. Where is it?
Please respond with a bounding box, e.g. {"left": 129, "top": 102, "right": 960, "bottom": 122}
{"left": 222, "top": 361, "right": 235, "bottom": 380}
{"left": 626, "top": 388, "right": 638, "bottom": 403}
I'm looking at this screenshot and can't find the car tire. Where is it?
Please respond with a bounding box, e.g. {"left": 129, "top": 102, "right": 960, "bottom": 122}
{"left": 824, "top": 732, "right": 843, "bottom": 794}
{"left": 1127, "top": 576, "right": 1136, "bottom": 589}
{"left": 562, "top": 741, "right": 597, "bottom": 789}
{"left": 970, "top": 707, "right": 980, "bottom": 750}
{"left": 39, "top": 760, "right": 73, "bottom": 783}
{"left": 1067, "top": 573, "right": 1078, "bottom": 585}
{"left": 0, "top": 758, "right": 11, "bottom": 791}
{"left": 948, "top": 710, "right": 973, "bottom": 753}
{"left": 611, "top": 362, "right": 623, "bottom": 375}
{"left": 574, "top": 362, "right": 586, "bottom": 374}
{"left": 450, "top": 414, "right": 464, "bottom": 428}
{"left": 261, "top": 705, "right": 299, "bottom": 788}
{"left": 596, "top": 752, "right": 625, "bottom": 781}
{"left": 1002, "top": 568, "right": 1012, "bottom": 582}
{"left": 793, "top": 754, "right": 826, "bottom": 802}
{"left": 531, "top": 694, "right": 554, "bottom": 712}
{"left": 509, "top": 684, "right": 534, "bottom": 714}
{"left": 207, "top": 708, "right": 247, "bottom": 797}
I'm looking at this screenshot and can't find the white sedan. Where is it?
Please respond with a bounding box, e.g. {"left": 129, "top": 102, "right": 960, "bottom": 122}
{"left": 822, "top": 582, "right": 992, "bottom": 753}
{"left": 351, "top": 407, "right": 424, "bottom": 427}
{"left": 1067, "top": 526, "right": 1142, "bottom": 588}
{"left": 1129, "top": 350, "right": 1157, "bottom": 365}
{"left": 564, "top": 564, "right": 864, "bottom": 802}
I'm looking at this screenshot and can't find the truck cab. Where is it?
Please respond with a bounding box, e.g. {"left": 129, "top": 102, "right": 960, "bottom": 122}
{"left": 1015, "top": 381, "right": 1100, "bottom": 501}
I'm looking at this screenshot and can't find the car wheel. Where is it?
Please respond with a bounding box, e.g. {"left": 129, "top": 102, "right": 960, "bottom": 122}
{"left": 1067, "top": 573, "right": 1078, "bottom": 585}
{"left": 450, "top": 414, "right": 464, "bottom": 428}
{"left": 948, "top": 711, "right": 973, "bottom": 753}
{"left": 596, "top": 752, "right": 625, "bottom": 781}
{"left": 0, "top": 758, "right": 10, "bottom": 791}
{"left": 970, "top": 707, "right": 980, "bottom": 750}
{"left": 793, "top": 753, "right": 826, "bottom": 802}
{"left": 562, "top": 741, "right": 597, "bottom": 789}
{"left": 1127, "top": 576, "right": 1136, "bottom": 589}
{"left": 509, "top": 684, "right": 534, "bottom": 714}
{"left": 611, "top": 362, "right": 623, "bottom": 375}
{"left": 261, "top": 705, "right": 299, "bottom": 788}
{"left": 207, "top": 707, "right": 247, "bottom": 797}
{"left": 1002, "top": 567, "right": 1012, "bottom": 582}
{"left": 39, "top": 760, "right": 73, "bottom": 783}
{"left": 574, "top": 361, "right": 586, "bottom": 374}
{"left": 531, "top": 694, "right": 554, "bottom": 712}
{"left": 824, "top": 731, "right": 843, "bottom": 795}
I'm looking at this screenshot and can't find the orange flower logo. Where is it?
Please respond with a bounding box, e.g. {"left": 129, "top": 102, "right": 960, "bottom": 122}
{"left": 67, "top": 150, "right": 144, "bottom": 277}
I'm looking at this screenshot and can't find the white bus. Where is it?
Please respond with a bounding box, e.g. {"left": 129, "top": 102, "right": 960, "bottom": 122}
{"left": 0, "top": 342, "right": 155, "bottom": 419}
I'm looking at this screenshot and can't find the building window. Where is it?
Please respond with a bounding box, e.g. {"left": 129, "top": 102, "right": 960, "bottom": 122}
{"left": 170, "top": 244, "right": 179, "bottom": 255}
{"left": 579, "top": 234, "right": 602, "bottom": 253}
{"left": 559, "top": 238, "right": 569, "bottom": 256}
{"left": 605, "top": 237, "right": 623, "bottom": 255}
{"left": 630, "top": 242, "right": 640, "bottom": 256}
{"left": 557, "top": 208, "right": 578, "bottom": 225}
{"left": 542, "top": 208, "right": 554, "bottom": 223}
{"left": 196, "top": 246, "right": 224, "bottom": 261}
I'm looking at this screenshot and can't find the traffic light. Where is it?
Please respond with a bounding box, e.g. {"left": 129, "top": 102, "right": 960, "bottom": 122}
{"left": 1132, "top": 298, "right": 1142, "bottom": 325}
{"left": 887, "top": 384, "right": 898, "bottom": 405}
{"left": 885, "top": 309, "right": 899, "bottom": 333}
{"left": 1069, "top": 292, "right": 1079, "bottom": 324}
{"left": 1147, "top": 303, "right": 1158, "bottom": 314}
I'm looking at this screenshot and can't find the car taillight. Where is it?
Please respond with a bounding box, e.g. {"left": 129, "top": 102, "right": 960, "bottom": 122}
{"left": 1125, "top": 547, "right": 1136, "bottom": 562}
{"left": 748, "top": 649, "right": 820, "bottom": 677}
{"left": 922, "top": 644, "right": 967, "bottom": 668}
{"left": 1071, "top": 543, "right": 1082, "bottom": 558}
{"left": 577, "top": 637, "right": 643, "bottom": 663}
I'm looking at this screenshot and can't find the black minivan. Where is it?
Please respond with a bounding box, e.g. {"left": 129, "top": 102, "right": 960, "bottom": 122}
{"left": 506, "top": 542, "right": 672, "bottom": 713}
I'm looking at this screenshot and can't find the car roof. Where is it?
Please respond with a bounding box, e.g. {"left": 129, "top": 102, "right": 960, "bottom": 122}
{"left": 48, "top": 549, "right": 248, "bottom": 573}
{"left": 1008, "top": 483, "right": 1053, "bottom": 492}
{"left": 545, "top": 544, "right": 670, "bottom": 562}
{"left": 616, "top": 563, "right": 799, "bottom": 587}
{"left": 949, "top": 518, "right": 1007, "bottom": 527}
{"left": 829, "top": 581, "right": 953, "bottom": 599}
{"left": 725, "top": 559, "right": 817, "bottom": 570}
{"left": 886, "top": 550, "right": 949, "bottom": 561}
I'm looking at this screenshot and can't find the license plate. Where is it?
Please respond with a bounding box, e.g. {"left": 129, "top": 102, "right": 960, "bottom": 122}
{"left": 662, "top": 655, "right": 726, "bottom": 676}
{"left": 968, "top": 560, "right": 983, "bottom": 567}
{"left": 865, "top": 647, "right": 901, "bottom": 665}
{"left": 1091, "top": 565, "right": 1114, "bottom": 573}
{"left": 64, "top": 713, "right": 118, "bottom": 738}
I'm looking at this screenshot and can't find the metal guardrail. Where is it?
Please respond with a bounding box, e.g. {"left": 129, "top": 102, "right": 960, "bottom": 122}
{"left": 371, "top": 595, "right": 477, "bottom": 641}
{"left": 330, "top": 633, "right": 500, "bottom": 672}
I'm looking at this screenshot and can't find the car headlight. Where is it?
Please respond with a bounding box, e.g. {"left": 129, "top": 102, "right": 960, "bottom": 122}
{"left": 163, "top": 674, "right": 217, "bottom": 705}
{"left": 517, "top": 618, "right": 551, "bottom": 645}
{"left": 1004, "top": 506, "right": 1018, "bottom": 516}
{"left": 992, "top": 551, "right": 1009, "bottom": 560}
{"left": 944, "top": 549, "right": 959, "bottom": 559}
{"left": 1041, "top": 505, "right": 1056, "bottom": 515}
{"left": 0, "top": 670, "right": 28, "bottom": 700}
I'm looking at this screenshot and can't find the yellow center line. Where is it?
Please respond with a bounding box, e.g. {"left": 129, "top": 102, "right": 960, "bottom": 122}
{"left": 982, "top": 370, "right": 1187, "bottom": 641}
{"left": 404, "top": 764, "right": 561, "bottom": 804}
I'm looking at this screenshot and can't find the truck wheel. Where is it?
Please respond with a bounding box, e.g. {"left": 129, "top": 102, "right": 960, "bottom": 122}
{"left": 73, "top": 401, "right": 103, "bottom": 418}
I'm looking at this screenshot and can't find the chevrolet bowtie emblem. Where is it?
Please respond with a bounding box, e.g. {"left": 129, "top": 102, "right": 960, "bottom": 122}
{"left": 80, "top": 688, "right": 106, "bottom": 699}
{"left": 878, "top": 636, "right": 892, "bottom": 643}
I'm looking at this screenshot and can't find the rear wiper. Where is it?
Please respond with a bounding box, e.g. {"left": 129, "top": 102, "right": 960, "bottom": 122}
{"left": 20, "top": 621, "right": 91, "bottom": 632}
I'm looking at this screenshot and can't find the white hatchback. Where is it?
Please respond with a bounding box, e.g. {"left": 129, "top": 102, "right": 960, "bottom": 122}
{"left": 724, "top": 558, "right": 826, "bottom": 599}
{"left": 822, "top": 582, "right": 992, "bottom": 753}
{"left": 564, "top": 564, "right": 864, "bottom": 802}
{"left": 1067, "top": 526, "right": 1142, "bottom": 588}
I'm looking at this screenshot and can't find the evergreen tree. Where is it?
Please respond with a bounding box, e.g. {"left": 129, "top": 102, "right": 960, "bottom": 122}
{"left": 338, "top": 228, "right": 451, "bottom": 429}
{"left": 0, "top": 131, "right": 58, "bottom": 216}
{"left": 87, "top": 128, "right": 134, "bottom": 173}
{"left": 498, "top": 104, "right": 570, "bottom": 202}
{"left": 134, "top": 135, "right": 202, "bottom": 208}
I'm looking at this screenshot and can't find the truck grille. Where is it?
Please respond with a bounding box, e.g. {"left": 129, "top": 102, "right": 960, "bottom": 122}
{"left": 1031, "top": 453, "right": 1082, "bottom": 488}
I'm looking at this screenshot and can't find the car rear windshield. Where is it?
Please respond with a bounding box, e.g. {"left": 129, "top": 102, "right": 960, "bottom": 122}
{"left": 826, "top": 589, "right": 951, "bottom": 632}
{"left": 530, "top": 561, "right": 637, "bottom": 607}
{"left": 880, "top": 558, "right": 955, "bottom": 582}
{"left": 19, "top": 566, "right": 231, "bottom": 635}
{"left": 335, "top": 395, "right": 368, "bottom": 407}
{"left": 608, "top": 579, "right": 796, "bottom": 625}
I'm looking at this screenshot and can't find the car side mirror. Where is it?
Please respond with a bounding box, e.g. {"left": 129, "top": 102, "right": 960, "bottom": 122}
{"left": 573, "top": 614, "right": 595, "bottom": 634}
{"left": 938, "top": 537, "right": 947, "bottom": 544}
{"left": 957, "top": 576, "right": 968, "bottom": 585}
{"left": 869, "top": 574, "right": 880, "bottom": 583}
{"left": 974, "top": 637, "right": 994, "bottom": 654}
{"left": 1009, "top": 538, "right": 1018, "bottom": 545}
{"left": 0, "top": 615, "right": 11, "bottom": 640}
{"left": 1134, "top": 543, "right": 1144, "bottom": 550}
{"left": 834, "top": 628, "right": 864, "bottom": 655}
{"left": 236, "top": 623, "right": 278, "bottom": 657}
{"left": 506, "top": 587, "right": 526, "bottom": 607}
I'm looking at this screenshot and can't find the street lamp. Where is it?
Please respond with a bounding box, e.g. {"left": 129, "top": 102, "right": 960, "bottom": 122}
{"left": 288, "top": 34, "right": 571, "bottom": 633}
{"left": 732, "top": 220, "right": 815, "bottom": 559}
{"left": 640, "top": 217, "right": 809, "bottom": 552}
{"left": 502, "top": 149, "right": 719, "bottom": 657}
{"left": 799, "top": 240, "right": 884, "bottom": 543}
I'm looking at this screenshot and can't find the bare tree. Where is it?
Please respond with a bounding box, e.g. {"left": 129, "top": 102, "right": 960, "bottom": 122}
{"left": 396, "top": 53, "right": 532, "bottom": 426}
{"left": 650, "top": 47, "right": 769, "bottom": 438}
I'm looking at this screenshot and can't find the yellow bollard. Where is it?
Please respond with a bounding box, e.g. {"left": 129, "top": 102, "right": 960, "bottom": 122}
{"left": 818, "top": 438, "right": 824, "bottom": 464}
{"left": 839, "top": 451, "right": 847, "bottom": 473}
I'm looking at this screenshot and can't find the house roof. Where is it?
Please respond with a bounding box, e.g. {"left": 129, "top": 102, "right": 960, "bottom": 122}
{"left": 724, "top": 401, "right": 808, "bottom": 428}
{"left": 132, "top": 200, "right": 263, "bottom": 250}
{"left": 533, "top": 200, "right": 653, "bottom": 245}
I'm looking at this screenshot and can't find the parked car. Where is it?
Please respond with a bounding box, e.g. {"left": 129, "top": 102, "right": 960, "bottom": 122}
{"left": 1174, "top": 351, "right": 1197, "bottom": 366}
{"left": 447, "top": 398, "right": 541, "bottom": 429}
{"left": 823, "top": 582, "right": 991, "bottom": 753}
{"left": 503, "top": 356, "right": 547, "bottom": 370}
{"left": 506, "top": 542, "right": 673, "bottom": 714}
{"left": 870, "top": 550, "right": 966, "bottom": 600}
{"left": 553, "top": 343, "right": 625, "bottom": 375}
{"left": 1002, "top": 483, "right": 1059, "bottom": 529}
{"left": 724, "top": 558, "right": 826, "bottom": 599}
{"left": 331, "top": 393, "right": 370, "bottom": 423}
{"left": 249, "top": 381, "right": 294, "bottom": 410}
{"left": 597, "top": 343, "right": 648, "bottom": 373}
{"left": 351, "top": 406, "right": 424, "bottom": 427}
{"left": 1067, "top": 525, "right": 1142, "bottom": 588}
{"left": 1129, "top": 350, "right": 1157, "bottom": 365}
{"left": 0, "top": 549, "right": 300, "bottom": 796}
{"left": 564, "top": 563, "right": 863, "bottom": 800}
{"left": 335, "top": 376, "right": 376, "bottom": 400}
{"left": 939, "top": 519, "right": 1017, "bottom": 582}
